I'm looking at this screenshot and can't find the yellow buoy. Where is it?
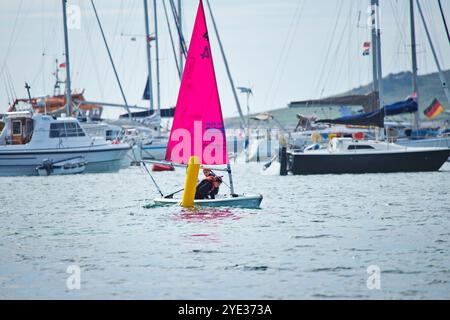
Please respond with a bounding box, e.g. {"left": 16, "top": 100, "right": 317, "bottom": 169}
{"left": 181, "top": 156, "right": 200, "bottom": 207}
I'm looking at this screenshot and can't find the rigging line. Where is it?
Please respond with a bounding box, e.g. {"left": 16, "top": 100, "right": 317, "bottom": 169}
{"left": 168, "top": 0, "right": 187, "bottom": 58}
{"left": 2, "top": 73, "right": 11, "bottom": 105}
{"left": 90, "top": 0, "right": 131, "bottom": 118}
{"left": 423, "top": 0, "right": 446, "bottom": 72}
{"left": 119, "top": 0, "right": 140, "bottom": 95}
{"left": 163, "top": 0, "right": 181, "bottom": 79}
{"left": 0, "top": 0, "right": 24, "bottom": 77}
{"left": 83, "top": 2, "right": 105, "bottom": 100}
{"left": 262, "top": 0, "right": 303, "bottom": 108}
{"left": 438, "top": 0, "right": 450, "bottom": 44}
{"left": 320, "top": 1, "right": 352, "bottom": 97}
{"left": 313, "top": 1, "right": 344, "bottom": 97}
{"left": 6, "top": 68, "right": 17, "bottom": 101}
{"left": 337, "top": 2, "right": 357, "bottom": 94}
{"left": 269, "top": 0, "right": 306, "bottom": 109}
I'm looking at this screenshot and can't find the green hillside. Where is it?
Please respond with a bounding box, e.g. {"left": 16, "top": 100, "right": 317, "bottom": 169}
{"left": 225, "top": 70, "right": 450, "bottom": 128}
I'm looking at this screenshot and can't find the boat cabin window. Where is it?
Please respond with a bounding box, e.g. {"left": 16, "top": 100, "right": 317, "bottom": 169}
{"left": 12, "top": 120, "right": 22, "bottom": 135}
{"left": 49, "top": 122, "right": 86, "bottom": 138}
{"left": 7, "top": 117, "right": 34, "bottom": 145}
{"left": 347, "top": 145, "right": 374, "bottom": 150}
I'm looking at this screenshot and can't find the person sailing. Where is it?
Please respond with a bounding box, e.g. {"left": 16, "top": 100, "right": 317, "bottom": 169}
{"left": 195, "top": 169, "right": 222, "bottom": 200}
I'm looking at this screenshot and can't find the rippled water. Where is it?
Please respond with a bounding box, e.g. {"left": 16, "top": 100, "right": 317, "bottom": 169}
{"left": 1, "top": 162, "right": 449, "bottom": 299}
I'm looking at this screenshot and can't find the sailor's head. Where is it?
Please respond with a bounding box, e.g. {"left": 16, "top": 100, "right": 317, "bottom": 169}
{"left": 213, "top": 176, "right": 223, "bottom": 188}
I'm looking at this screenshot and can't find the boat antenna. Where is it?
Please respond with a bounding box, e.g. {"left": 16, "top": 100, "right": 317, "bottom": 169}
{"left": 205, "top": 0, "right": 246, "bottom": 130}
{"left": 24, "top": 82, "right": 32, "bottom": 102}
{"left": 90, "top": 0, "right": 132, "bottom": 119}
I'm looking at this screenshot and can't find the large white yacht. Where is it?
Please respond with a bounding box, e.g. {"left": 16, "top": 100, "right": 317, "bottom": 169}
{"left": 0, "top": 111, "right": 131, "bottom": 176}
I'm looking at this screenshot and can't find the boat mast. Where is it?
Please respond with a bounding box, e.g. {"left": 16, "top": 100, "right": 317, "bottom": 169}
{"left": 61, "top": 0, "right": 72, "bottom": 116}
{"left": 370, "top": 0, "right": 379, "bottom": 102}
{"left": 153, "top": 0, "right": 161, "bottom": 119}
{"left": 177, "top": 0, "right": 184, "bottom": 74}
{"left": 205, "top": 0, "right": 246, "bottom": 129}
{"left": 375, "top": 0, "right": 383, "bottom": 107}
{"left": 416, "top": 0, "right": 450, "bottom": 107}
{"left": 144, "top": 0, "right": 154, "bottom": 112}
{"left": 410, "top": 0, "right": 420, "bottom": 129}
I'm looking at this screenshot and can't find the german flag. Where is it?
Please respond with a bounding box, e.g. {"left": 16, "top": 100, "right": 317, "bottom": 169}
{"left": 424, "top": 98, "right": 444, "bottom": 120}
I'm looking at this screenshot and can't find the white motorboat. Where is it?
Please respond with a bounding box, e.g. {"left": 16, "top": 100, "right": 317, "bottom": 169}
{"left": 0, "top": 111, "right": 131, "bottom": 176}
{"left": 154, "top": 194, "right": 263, "bottom": 209}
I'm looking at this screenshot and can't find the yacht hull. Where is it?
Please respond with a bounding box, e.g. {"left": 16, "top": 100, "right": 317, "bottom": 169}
{"left": 287, "top": 148, "right": 450, "bottom": 175}
{"left": 0, "top": 145, "right": 130, "bottom": 176}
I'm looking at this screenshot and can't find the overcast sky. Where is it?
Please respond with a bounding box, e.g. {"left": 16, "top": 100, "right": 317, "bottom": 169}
{"left": 0, "top": 0, "right": 449, "bottom": 119}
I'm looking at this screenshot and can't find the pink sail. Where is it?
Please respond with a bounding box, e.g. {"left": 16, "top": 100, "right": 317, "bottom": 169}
{"left": 165, "top": 0, "right": 228, "bottom": 165}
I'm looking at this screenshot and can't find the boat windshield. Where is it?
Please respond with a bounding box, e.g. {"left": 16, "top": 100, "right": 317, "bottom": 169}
{"left": 49, "top": 122, "right": 86, "bottom": 138}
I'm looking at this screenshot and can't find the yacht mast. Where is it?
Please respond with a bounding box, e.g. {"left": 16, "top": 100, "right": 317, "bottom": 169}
{"left": 153, "top": 0, "right": 161, "bottom": 117}
{"left": 177, "top": 0, "right": 184, "bottom": 74}
{"left": 416, "top": 0, "right": 450, "bottom": 107}
{"left": 61, "top": 0, "right": 72, "bottom": 116}
{"left": 375, "top": 0, "right": 383, "bottom": 106}
{"left": 410, "top": 0, "right": 420, "bottom": 129}
{"left": 144, "top": 0, "right": 154, "bottom": 112}
{"left": 370, "top": 0, "right": 379, "bottom": 108}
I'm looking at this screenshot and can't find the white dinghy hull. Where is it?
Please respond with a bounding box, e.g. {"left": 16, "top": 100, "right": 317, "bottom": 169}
{"left": 154, "top": 194, "right": 263, "bottom": 209}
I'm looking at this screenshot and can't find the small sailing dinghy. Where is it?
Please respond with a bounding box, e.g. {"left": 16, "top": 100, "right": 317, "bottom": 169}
{"left": 150, "top": 0, "right": 262, "bottom": 209}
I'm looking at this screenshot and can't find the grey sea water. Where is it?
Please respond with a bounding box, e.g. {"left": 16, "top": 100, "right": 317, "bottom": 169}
{"left": 1, "top": 162, "right": 449, "bottom": 299}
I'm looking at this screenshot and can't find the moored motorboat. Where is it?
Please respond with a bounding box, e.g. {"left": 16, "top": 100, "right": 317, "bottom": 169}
{"left": 0, "top": 111, "right": 131, "bottom": 176}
